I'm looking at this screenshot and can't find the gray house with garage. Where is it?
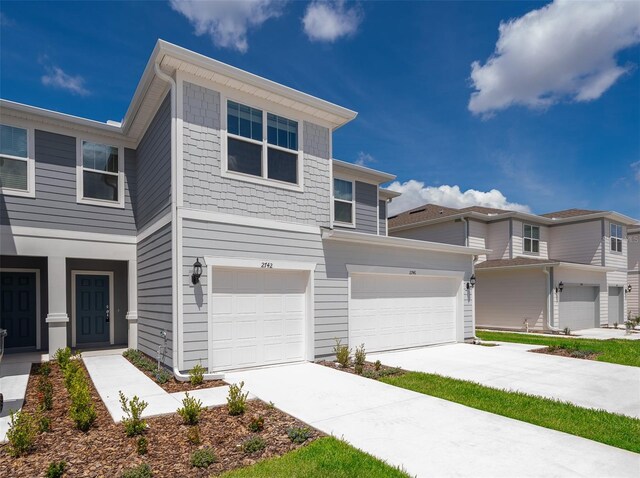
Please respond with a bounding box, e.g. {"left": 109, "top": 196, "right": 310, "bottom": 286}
{"left": 0, "top": 40, "right": 484, "bottom": 375}
{"left": 389, "top": 204, "right": 638, "bottom": 332}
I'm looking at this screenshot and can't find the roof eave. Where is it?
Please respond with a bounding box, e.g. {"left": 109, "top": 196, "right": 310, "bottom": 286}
{"left": 332, "top": 158, "right": 396, "bottom": 184}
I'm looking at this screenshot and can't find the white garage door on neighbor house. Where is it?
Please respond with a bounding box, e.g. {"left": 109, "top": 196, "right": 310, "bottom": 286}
{"left": 559, "top": 285, "right": 598, "bottom": 330}
{"left": 210, "top": 267, "right": 307, "bottom": 371}
{"left": 349, "top": 274, "right": 459, "bottom": 352}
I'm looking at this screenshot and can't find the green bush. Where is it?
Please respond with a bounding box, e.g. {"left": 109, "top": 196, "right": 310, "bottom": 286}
{"left": 374, "top": 359, "right": 382, "bottom": 371}
{"left": 63, "top": 360, "right": 82, "bottom": 389}
{"left": 37, "top": 413, "right": 51, "bottom": 433}
{"left": 45, "top": 461, "right": 66, "bottom": 478}
{"left": 333, "top": 338, "right": 351, "bottom": 368}
{"left": 563, "top": 327, "right": 571, "bottom": 336}
{"left": 177, "top": 392, "right": 203, "bottom": 425}
{"left": 189, "top": 363, "right": 205, "bottom": 386}
{"left": 68, "top": 372, "right": 97, "bottom": 431}
{"left": 186, "top": 426, "right": 201, "bottom": 445}
{"left": 242, "top": 436, "right": 266, "bottom": 454}
{"left": 287, "top": 426, "right": 312, "bottom": 444}
{"left": 54, "top": 347, "right": 72, "bottom": 370}
{"left": 123, "top": 349, "right": 172, "bottom": 384}
{"left": 227, "top": 381, "right": 248, "bottom": 416}
{"left": 38, "top": 361, "right": 52, "bottom": 377}
{"left": 6, "top": 410, "right": 37, "bottom": 457}
{"left": 248, "top": 415, "right": 264, "bottom": 432}
{"left": 354, "top": 343, "right": 366, "bottom": 375}
{"left": 119, "top": 391, "right": 148, "bottom": 437}
{"left": 155, "top": 368, "right": 171, "bottom": 384}
{"left": 190, "top": 447, "right": 217, "bottom": 468}
{"left": 137, "top": 436, "right": 148, "bottom": 455}
{"left": 121, "top": 463, "right": 152, "bottom": 478}
{"left": 38, "top": 375, "right": 54, "bottom": 410}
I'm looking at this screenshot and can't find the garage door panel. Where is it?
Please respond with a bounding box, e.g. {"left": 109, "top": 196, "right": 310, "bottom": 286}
{"left": 559, "top": 286, "right": 598, "bottom": 330}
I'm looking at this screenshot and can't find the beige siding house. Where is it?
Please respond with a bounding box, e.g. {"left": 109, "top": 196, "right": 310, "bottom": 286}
{"left": 389, "top": 205, "right": 638, "bottom": 332}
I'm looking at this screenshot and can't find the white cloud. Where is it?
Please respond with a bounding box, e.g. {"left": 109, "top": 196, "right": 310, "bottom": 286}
{"left": 469, "top": 0, "right": 640, "bottom": 115}
{"left": 355, "top": 151, "right": 375, "bottom": 167}
{"left": 41, "top": 66, "right": 89, "bottom": 96}
{"left": 386, "top": 180, "right": 531, "bottom": 216}
{"left": 303, "top": 0, "right": 362, "bottom": 42}
{"left": 170, "top": 0, "right": 286, "bottom": 53}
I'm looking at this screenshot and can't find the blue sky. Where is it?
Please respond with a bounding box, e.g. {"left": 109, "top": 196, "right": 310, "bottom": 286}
{"left": 1, "top": 1, "right": 639, "bottom": 219}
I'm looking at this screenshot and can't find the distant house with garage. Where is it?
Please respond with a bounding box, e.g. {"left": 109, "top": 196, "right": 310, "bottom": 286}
{"left": 388, "top": 205, "right": 638, "bottom": 332}
{"left": 0, "top": 40, "right": 487, "bottom": 376}
{"left": 628, "top": 226, "right": 640, "bottom": 319}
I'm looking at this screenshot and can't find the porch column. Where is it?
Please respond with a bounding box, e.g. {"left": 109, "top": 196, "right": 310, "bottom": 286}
{"left": 126, "top": 259, "right": 138, "bottom": 349}
{"left": 46, "top": 256, "right": 68, "bottom": 354}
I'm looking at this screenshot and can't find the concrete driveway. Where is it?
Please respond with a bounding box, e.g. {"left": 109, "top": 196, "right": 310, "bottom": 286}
{"left": 227, "top": 363, "right": 639, "bottom": 478}
{"left": 573, "top": 328, "right": 640, "bottom": 340}
{"left": 369, "top": 343, "right": 640, "bottom": 418}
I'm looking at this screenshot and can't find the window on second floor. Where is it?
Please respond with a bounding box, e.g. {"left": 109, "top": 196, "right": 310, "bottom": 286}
{"left": 77, "top": 140, "right": 124, "bottom": 208}
{"left": 523, "top": 224, "right": 540, "bottom": 253}
{"left": 610, "top": 223, "right": 623, "bottom": 253}
{"left": 333, "top": 178, "right": 354, "bottom": 226}
{"left": 226, "top": 100, "right": 301, "bottom": 189}
{"left": 0, "top": 123, "right": 34, "bottom": 197}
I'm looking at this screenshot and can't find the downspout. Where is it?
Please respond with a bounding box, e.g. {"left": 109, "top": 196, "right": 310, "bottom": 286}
{"left": 543, "top": 267, "right": 560, "bottom": 332}
{"left": 154, "top": 61, "right": 224, "bottom": 381}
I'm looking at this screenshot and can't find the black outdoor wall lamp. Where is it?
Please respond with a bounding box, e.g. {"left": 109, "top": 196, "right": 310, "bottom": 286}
{"left": 466, "top": 274, "right": 476, "bottom": 290}
{"left": 556, "top": 281, "right": 564, "bottom": 294}
{"left": 191, "top": 257, "right": 203, "bottom": 285}
{"left": 626, "top": 284, "right": 633, "bottom": 293}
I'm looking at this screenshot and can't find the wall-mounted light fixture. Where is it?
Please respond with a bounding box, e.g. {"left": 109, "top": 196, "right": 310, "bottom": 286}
{"left": 466, "top": 274, "right": 476, "bottom": 290}
{"left": 556, "top": 281, "right": 564, "bottom": 294}
{"left": 626, "top": 284, "right": 633, "bottom": 293}
{"left": 191, "top": 257, "right": 203, "bottom": 285}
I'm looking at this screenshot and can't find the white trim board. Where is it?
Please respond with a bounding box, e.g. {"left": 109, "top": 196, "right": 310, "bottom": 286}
{"left": 0, "top": 119, "right": 36, "bottom": 198}
{"left": 346, "top": 264, "right": 465, "bottom": 278}
{"left": 204, "top": 256, "right": 317, "bottom": 272}
{"left": 70, "top": 271, "right": 115, "bottom": 348}
{"left": 0, "top": 268, "right": 41, "bottom": 350}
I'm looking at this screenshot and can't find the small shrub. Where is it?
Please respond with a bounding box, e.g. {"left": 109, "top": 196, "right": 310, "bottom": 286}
{"left": 38, "top": 375, "right": 54, "bottom": 411}
{"left": 154, "top": 368, "right": 171, "bottom": 384}
{"left": 242, "top": 436, "right": 266, "bottom": 454}
{"left": 137, "top": 436, "right": 149, "bottom": 455}
{"left": 45, "top": 461, "right": 66, "bottom": 478}
{"left": 333, "top": 338, "right": 351, "bottom": 368}
{"left": 374, "top": 360, "right": 382, "bottom": 371}
{"left": 177, "top": 392, "right": 203, "bottom": 425}
{"left": 248, "top": 415, "right": 264, "bottom": 432}
{"left": 227, "top": 381, "right": 248, "bottom": 416}
{"left": 54, "top": 347, "right": 72, "bottom": 370}
{"left": 6, "top": 410, "right": 37, "bottom": 456}
{"left": 189, "top": 363, "right": 205, "bottom": 386}
{"left": 613, "top": 322, "right": 619, "bottom": 329}
{"left": 354, "top": 343, "right": 366, "bottom": 375}
{"left": 63, "top": 360, "right": 82, "bottom": 389}
{"left": 38, "top": 413, "right": 51, "bottom": 433}
{"left": 186, "top": 426, "right": 201, "bottom": 445}
{"left": 287, "top": 426, "right": 312, "bottom": 444}
{"left": 119, "top": 391, "right": 148, "bottom": 437}
{"left": 563, "top": 327, "right": 571, "bottom": 336}
{"left": 267, "top": 401, "right": 275, "bottom": 409}
{"left": 123, "top": 349, "right": 155, "bottom": 372}
{"left": 38, "top": 361, "right": 52, "bottom": 377}
{"left": 190, "top": 447, "right": 217, "bottom": 468}
{"left": 68, "top": 373, "right": 97, "bottom": 432}
{"left": 121, "top": 463, "right": 152, "bottom": 478}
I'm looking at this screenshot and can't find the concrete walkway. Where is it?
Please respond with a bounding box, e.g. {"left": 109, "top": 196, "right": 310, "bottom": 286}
{"left": 573, "top": 327, "right": 640, "bottom": 340}
{"left": 83, "top": 354, "right": 230, "bottom": 422}
{"left": 369, "top": 343, "right": 640, "bottom": 418}
{"left": 227, "top": 363, "right": 639, "bottom": 478}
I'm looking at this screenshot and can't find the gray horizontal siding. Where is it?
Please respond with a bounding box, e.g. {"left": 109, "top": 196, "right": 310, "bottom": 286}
{"left": 137, "top": 223, "right": 173, "bottom": 367}
{"left": 1, "top": 130, "right": 137, "bottom": 235}
{"left": 379, "top": 200, "right": 386, "bottom": 236}
{"left": 135, "top": 93, "right": 172, "bottom": 229}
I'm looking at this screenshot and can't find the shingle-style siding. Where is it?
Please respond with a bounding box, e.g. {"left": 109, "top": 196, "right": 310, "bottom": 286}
{"left": 392, "top": 221, "right": 465, "bottom": 245}
{"left": 181, "top": 81, "right": 331, "bottom": 228}
{"left": 548, "top": 220, "right": 602, "bottom": 265}
{"left": 335, "top": 181, "right": 377, "bottom": 234}
{"left": 135, "top": 93, "right": 172, "bottom": 229}
{"left": 137, "top": 223, "right": 173, "bottom": 367}
{"left": 1, "top": 130, "right": 137, "bottom": 235}
{"left": 379, "top": 200, "right": 386, "bottom": 236}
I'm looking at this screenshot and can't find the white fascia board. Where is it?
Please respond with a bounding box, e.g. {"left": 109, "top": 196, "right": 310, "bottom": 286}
{"left": 322, "top": 228, "right": 489, "bottom": 256}
{"left": 379, "top": 188, "right": 402, "bottom": 200}
{"left": 332, "top": 158, "right": 396, "bottom": 184}
{"left": 476, "top": 263, "right": 559, "bottom": 272}
{"left": 347, "top": 264, "right": 464, "bottom": 278}
{"left": 556, "top": 262, "right": 618, "bottom": 273}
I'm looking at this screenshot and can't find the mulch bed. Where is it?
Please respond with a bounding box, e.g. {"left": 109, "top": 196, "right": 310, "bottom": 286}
{"left": 0, "top": 361, "right": 321, "bottom": 478}
{"left": 532, "top": 346, "right": 601, "bottom": 361}
{"left": 318, "top": 360, "right": 405, "bottom": 379}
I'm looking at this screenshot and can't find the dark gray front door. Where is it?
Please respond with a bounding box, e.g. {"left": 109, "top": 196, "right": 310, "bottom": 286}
{"left": 0, "top": 271, "right": 37, "bottom": 349}
{"left": 76, "top": 274, "right": 110, "bottom": 344}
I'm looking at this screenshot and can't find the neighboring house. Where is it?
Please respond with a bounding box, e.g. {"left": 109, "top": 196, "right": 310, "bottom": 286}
{"left": 0, "top": 40, "right": 485, "bottom": 374}
{"left": 629, "top": 226, "right": 640, "bottom": 319}
{"left": 389, "top": 205, "right": 638, "bottom": 332}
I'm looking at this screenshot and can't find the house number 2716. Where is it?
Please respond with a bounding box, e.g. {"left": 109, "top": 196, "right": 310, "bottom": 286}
{"left": 261, "top": 262, "right": 273, "bottom": 269}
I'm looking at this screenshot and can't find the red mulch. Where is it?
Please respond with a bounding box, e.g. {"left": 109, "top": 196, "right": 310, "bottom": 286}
{"left": 317, "top": 360, "right": 404, "bottom": 379}
{"left": 0, "top": 362, "right": 320, "bottom": 477}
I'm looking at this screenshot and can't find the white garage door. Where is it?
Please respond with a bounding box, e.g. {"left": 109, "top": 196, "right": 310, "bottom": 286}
{"left": 608, "top": 287, "right": 623, "bottom": 326}
{"left": 350, "top": 274, "right": 458, "bottom": 353}
{"left": 559, "top": 286, "right": 598, "bottom": 330}
{"left": 210, "top": 268, "right": 307, "bottom": 371}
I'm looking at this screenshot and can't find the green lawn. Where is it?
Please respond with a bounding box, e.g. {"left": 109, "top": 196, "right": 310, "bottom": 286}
{"left": 381, "top": 372, "right": 640, "bottom": 453}
{"left": 476, "top": 330, "right": 640, "bottom": 367}
{"left": 219, "top": 437, "right": 410, "bottom": 478}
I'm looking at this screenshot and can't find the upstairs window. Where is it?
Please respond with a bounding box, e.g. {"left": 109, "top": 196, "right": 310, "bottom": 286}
{"left": 225, "top": 100, "right": 301, "bottom": 189}
{"left": 78, "top": 140, "right": 123, "bottom": 207}
{"left": 610, "top": 223, "right": 623, "bottom": 253}
{"left": 333, "top": 178, "right": 354, "bottom": 225}
{"left": 523, "top": 224, "right": 540, "bottom": 253}
{"left": 0, "top": 124, "right": 34, "bottom": 197}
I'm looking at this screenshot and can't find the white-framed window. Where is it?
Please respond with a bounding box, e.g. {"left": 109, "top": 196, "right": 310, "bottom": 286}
{"left": 76, "top": 139, "right": 125, "bottom": 208}
{"left": 610, "top": 223, "right": 623, "bottom": 253}
{"left": 0, "top": 123, "right": 35, "bottom": 198}
{"left": 333, "top": 178, "right": 355, "bottom": 226}
{"left": 523, "top": 224, "right": 540, "bottom": 253}
{"left": 223, "top": 98, "right": 303, "bottom": 191}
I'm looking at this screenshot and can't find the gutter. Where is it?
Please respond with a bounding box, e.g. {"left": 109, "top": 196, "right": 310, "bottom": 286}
{"left": 153, "top": 61, "right": 223, "bottom": 382}
{"left": 543, "top": 267, "right": 560, "bottom": 332}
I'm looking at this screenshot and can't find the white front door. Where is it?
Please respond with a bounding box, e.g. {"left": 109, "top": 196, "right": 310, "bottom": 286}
{"left": 210, "top": 267, "right": 307, "bottom": 371}
{"left": 349, "top": 274, "right": 458, "bottom": 353}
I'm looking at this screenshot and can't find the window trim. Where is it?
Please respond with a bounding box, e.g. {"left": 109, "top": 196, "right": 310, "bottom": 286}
{"left": 333, "top": 177, "right": 356, "bottom": 228}
{"left": 610, "top": 222, "right": 623, "bottom": 254}
{"left": 0, "top": 121, "right": 35, "bottom": 198}
{"left": 221, "top": 95, "right": 304, "bottom": 193}
{"left": 523, "top": 223, "right": 540, "bottom": 255}
{"left": 76, "top": 137, "right": 125, "bottom": 209}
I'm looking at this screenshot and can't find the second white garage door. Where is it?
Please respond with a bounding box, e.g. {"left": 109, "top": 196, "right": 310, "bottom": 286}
{"left": 349, "top": 274, "right": 459, "bottom": 353}
{"left": 559, "top": 286, "right": 598, "bottom": 331}
{"left": 210, "top": 268, "right": 307, "bottom": 371}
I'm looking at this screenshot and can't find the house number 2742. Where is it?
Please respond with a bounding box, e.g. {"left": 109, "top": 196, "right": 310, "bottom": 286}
{"left": 261, "top": 262, "right": 273, "bottom": 269}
